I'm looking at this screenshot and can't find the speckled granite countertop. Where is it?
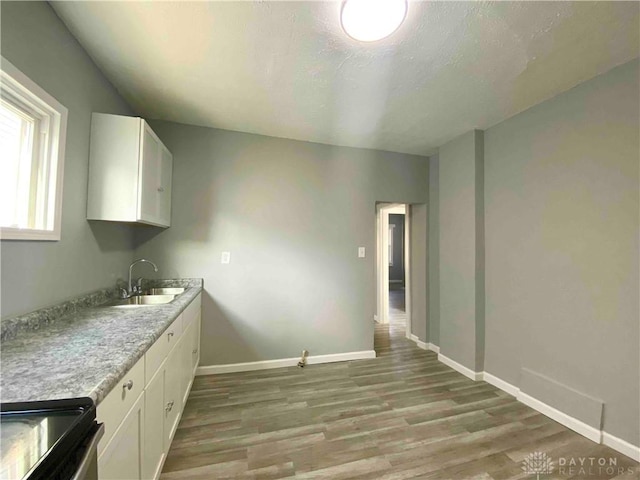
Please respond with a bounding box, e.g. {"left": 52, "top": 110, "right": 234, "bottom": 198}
{"left": 0, "top": 279, "right": 203, "bottom": 405}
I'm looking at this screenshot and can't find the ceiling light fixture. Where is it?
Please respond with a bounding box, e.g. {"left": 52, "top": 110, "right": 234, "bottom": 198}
{"left": 340, "top": 0, "right": 408, "bottom": 42}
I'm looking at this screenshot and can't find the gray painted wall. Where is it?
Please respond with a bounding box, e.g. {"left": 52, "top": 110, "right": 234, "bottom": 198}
{"left": 484, "top": 60, "right": 639, "bottom": 445}
{"left": 438, "top": 131, "right": 485, "bottom": 371}
{"left": 410, "top": 204, "right": 428, "bottom": 342}
{"left": 134, "top": 121, "right": 429, "bottom": 365}
{"left": 388, "top": 214, "right": 405, "bottom": 282}
{"left": 0, "top": 2, "right": 135, "bottom": 319}
{"left": 428, "top": 155, "right": 440, "bottom": 346}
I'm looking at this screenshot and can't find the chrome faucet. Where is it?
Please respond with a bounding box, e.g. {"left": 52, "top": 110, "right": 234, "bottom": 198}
{"left": 128, "top": 259, "right": 158, "bottom": 296}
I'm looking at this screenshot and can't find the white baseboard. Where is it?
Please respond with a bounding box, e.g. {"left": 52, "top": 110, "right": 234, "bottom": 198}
{"left": 406, "top": 333, "right": 429, "bottom": 351}
{"left": 427, "top": 343, "right": 440, "bottom": 354}
{"left": 427, "top": 343, "right": 440, "bottom": 353}
{"left": 437, "top": 353, "right": 482, "bottom": 381}
{"left": 602, "top": 432, "right": 640, "bottom": 462}
{"left": 517, "top": 392, "right": 602, "bottom": 443}
{"left": 477, "top": 371, "right": 601, "bottom": 443}
{"left": 478, "top": 371, "right": 639, "bottom": 461}
{"left": 415, "top": 339, "right": 427, "bottom": 350}
{"left": 196, "top": 350, "right": 376, "bottom": 376}
{"left": 481, "top": 372, "right": 519, "bottom": 397}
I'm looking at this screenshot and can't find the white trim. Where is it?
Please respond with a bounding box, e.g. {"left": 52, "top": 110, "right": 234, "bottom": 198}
{"left": 0, "top": 57, "right": 67, "bottom": 241}
{"left": 481, "top": 372, "right": 519, "bottom": 397}
{"left": 414, "top": 357, "right": 639, "bottom": 461}
{"left": 408, "top": 334, "right": 428, "bottom": 351}
{"left": 381, "top": 206, "right": 390, "bottom": 324}
{"left": 427, "top": 343, "right": 440, "bottom": 354}
{"left": 437, "top": 353, "right": 482, "bottom": 381}
{"left": 517, "top": 392, "right": 601, "bottom": 443}
{"left": 196, "top": 350, "right": 376, "bottom": 376}
{"left": 602, "top": 432, "right": 640, "bottom": 462}
{"left": 376, "top": 202, "right": 409, "bottom": 328}
{"left": 479, "top": 371, "right": 640, "bottom": 461}
{"left": 403, "top": 207, "right": 411, "bottom": 340}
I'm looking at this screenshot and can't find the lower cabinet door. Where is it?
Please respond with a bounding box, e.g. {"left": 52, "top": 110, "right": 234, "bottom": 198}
{"left": 99, "top": 392, "right": 145, "bottom": 480}
{"left": 180, "top": 320, "right": 195, "bottom": 405}
{"left": 164, "top": 343, "right": 182, "bottom": 452}
{"left": 143, "top": 366, "right": 165, "bottom": 480}
{"left": 191, "top": 310, "right": 201, "bottom": 376}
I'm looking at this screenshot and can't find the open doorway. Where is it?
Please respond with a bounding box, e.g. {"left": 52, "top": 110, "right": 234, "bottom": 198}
{"left": 376, "top": 203, "right": 411, "bottom": 338}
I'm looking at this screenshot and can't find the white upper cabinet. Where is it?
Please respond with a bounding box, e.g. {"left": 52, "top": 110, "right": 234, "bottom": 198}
{"left": 87, "top": 113, "right": 173, "bottom": 227}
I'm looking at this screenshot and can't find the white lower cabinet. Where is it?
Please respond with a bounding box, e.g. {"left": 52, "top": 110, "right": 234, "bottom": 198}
{"left": 98, "top": 294, "right": 201, "bottom": 480}
{"left": 98, "top": 392, "right": 145, "bottom": 480}
{"left": 180, "top": 319, "right": 195, "bottom": 406}
{"left": 163, "top": 341, "right": 183, "bottom": 452}
{"left": 142, "top": 367, "right": 165, "bottom": 480}
{"left": 192, "top": 311, "right": 201, "bottom": 376}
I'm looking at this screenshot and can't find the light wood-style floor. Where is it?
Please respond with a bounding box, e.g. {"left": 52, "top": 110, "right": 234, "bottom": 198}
{"left": 388, "top": 287, "right": 407, "bottom": 326}
{"left": 161, "top": 321, "right": 639, "bottom": 479}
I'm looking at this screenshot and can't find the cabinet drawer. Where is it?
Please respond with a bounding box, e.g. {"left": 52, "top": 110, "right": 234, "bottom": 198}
{"left": 97, "top": 355, "right": 145, "bottom": 456}
{"left": 145, "top": 314, "right": 182, "bottom": 384}
{"left": 182, "top": 293, "right": 201, "bottom": 328}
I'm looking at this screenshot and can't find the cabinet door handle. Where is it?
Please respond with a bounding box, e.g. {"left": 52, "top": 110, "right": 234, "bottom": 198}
{"left": 123, "top": 380, "right": 133, "bottom": 391}
{"left": 168, "top": 331, "right": 174, "bottom": 339}
{"left": 157, "top": 187, "right": 164, "bottom": 192}
{"left": 192, "top": 348, "right": 198, "bottom": 355}
{"left": 165, "top": 400, "right": 174, "bottom": 414}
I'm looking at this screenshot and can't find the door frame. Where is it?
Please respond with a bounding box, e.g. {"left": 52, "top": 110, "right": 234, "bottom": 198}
{"left": 375, "top": 203, "right": 411, "bottom": 338}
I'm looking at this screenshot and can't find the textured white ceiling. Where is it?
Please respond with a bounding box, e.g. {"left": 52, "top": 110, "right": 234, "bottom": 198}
{"left": 51, "top": 1, "right": 639, "bottom": 156}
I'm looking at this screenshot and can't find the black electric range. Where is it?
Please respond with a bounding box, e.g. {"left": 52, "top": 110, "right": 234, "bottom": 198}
{"left": 0, "top": 398, "right": 103, "bottom": 480}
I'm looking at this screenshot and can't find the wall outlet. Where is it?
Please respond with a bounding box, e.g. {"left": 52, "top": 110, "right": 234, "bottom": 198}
{"left": 358, "top": 247, "right": 366, "bottom": 258}
{"left": 221, "top": 251, "right": 231, "bottom": 264}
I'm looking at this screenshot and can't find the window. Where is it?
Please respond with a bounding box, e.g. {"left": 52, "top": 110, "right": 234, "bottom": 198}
{"left": 0, "top": 57, "right": 67, "bottom": 240}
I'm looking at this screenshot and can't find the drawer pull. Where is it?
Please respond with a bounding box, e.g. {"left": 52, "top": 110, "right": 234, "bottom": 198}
{"left": 123, "top": 380, "right": 134, "bottom": 391}
{"left": 165, "top": 400, "right": 174, "bottom": 414}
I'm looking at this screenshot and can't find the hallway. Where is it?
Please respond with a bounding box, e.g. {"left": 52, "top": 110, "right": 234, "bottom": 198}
{"left": 161, "top": 323, "right": 639, "bottom": 479}
{"left": 388, "top": 284, "right": 406, "bottom": 326}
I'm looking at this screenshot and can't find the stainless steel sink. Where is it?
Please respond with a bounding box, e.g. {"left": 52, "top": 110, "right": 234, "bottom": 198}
{"left": 141, "top": 287, "right": 185, "bottom": 296}
{"left": 107, "top": 294, "right": 176, "bottom": 308}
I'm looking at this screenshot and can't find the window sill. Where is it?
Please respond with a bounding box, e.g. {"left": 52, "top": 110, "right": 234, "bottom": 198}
{"left": 1, "top": 226, "right": 60, "bottom": 241}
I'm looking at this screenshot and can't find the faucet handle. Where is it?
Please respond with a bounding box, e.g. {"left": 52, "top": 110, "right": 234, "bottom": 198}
{"left": 132, "top": 278, "right": 144, "bottom": 294}
{"left": 119, "top": 288, "right": 130, "bottom": 299}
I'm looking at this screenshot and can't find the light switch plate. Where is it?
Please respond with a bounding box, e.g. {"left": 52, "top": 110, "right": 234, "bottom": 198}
{"left": 358, "top": 247, "right": 366, "bottom": 258}
{"left": 221, "top": 251, "right": 231, "bottom": 264}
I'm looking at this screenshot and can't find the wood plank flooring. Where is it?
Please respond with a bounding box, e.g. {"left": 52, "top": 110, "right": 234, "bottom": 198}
{"left": 388, "top": 287, "right": 407, "bottom": 326}
{"left": 161, "top": 321, "right": 639, "bottom": 479}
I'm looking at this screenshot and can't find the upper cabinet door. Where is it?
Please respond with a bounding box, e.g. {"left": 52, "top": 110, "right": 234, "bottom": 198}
{"left": 87, "top": 114, "right": 172, "bottom": 228}
{"left": 138, "top": 122, "right": 162, "bottom": 225}
{"left": 158, "top": 146, "right": 173, "bottom": 227}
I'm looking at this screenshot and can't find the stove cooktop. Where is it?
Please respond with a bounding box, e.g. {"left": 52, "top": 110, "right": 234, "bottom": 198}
{"left": 1, "top": 398, "right": 97, "bottom": 480}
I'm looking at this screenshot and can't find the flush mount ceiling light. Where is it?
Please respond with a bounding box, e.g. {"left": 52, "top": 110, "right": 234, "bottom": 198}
{"left": 340, "top": 0, "right": 408, "bottom": 42}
